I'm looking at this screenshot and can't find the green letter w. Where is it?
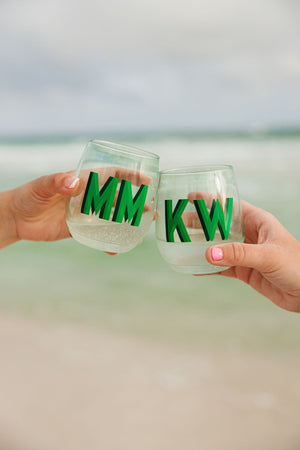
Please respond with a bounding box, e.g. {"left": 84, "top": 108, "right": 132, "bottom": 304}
{"left": 81, "top": 171, "right": 119, "bottom": 220}
{"left": 193, "top": 198, "right": 233, "bottom": 241}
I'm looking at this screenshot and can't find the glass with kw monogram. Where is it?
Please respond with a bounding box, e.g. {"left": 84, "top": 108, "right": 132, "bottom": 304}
{"left": 155, "top": 165, "right": 244, "bottom": 274}
{"left": 66, "top": 139, "right": 159, "bottom": 253}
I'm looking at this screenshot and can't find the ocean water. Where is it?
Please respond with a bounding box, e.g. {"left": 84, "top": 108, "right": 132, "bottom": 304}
{"left": 1, "top": 132, "right": 300, "bottom": 352}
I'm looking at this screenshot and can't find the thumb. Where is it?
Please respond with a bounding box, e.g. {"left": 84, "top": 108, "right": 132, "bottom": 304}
{"left": 33, "top": 173, "right": 79, "bottom": 198}
{"left": 206, "top": 242, "right": 279, "bottom": 273}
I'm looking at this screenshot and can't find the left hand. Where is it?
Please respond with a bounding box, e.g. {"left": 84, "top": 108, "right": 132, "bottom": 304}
{"left": 9, "top": 172, "right": 79, "bottom": 243}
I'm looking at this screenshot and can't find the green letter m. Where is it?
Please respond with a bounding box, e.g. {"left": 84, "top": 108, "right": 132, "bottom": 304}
{"left": 112, "top": 180, "right": 149, "bottom": 227}
{"left": 81, "top": 172, "right": 119, "bottom": 220}
{"left": 193, "top": 198, "right": 233, "bottom": 241}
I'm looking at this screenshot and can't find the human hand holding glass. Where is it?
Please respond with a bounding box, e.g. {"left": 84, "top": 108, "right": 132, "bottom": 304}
{"left": 0, "top": 172, "right": 80, "bottom": 249}
{"left": 199, "top": 201, "right": 300, "bottom": 312}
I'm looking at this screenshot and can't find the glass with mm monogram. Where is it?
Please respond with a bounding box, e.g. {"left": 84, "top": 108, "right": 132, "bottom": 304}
{"left": 66, "top": 139, "right": 159, "bottom": 253}
{"left": 155, "top": 165, "right": 244, "bottom": 274}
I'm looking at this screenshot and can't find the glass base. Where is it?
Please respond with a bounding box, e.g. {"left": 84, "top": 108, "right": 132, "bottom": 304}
{"left": 170, "top": 264, "right": 228, "bottom": 275}
{"left": 71, "top": 231, "right": 135, "bottom": 253}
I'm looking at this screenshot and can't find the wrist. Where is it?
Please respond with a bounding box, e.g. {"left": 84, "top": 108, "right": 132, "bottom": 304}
{"left": 0, "top": 189, "right": 20, "bottom": 249}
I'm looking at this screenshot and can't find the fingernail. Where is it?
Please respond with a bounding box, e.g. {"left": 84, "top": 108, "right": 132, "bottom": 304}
{"left": 64, "top": 177, "right": 79, "bottom": 189}
{"left": 211, "top": 247, "right": 223, "bottom": 261}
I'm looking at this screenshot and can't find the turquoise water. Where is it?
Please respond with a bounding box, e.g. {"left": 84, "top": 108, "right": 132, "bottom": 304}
{"left": 1, "top": 132, "right": 300, "bottom": 353}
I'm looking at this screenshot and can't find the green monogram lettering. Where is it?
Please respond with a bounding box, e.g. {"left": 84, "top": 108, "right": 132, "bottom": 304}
{"left": 81, "top": 172, "right": 118, "bottom": 220}
{"left": 165, "top": 199, "right": 191, "bottom": 243}
{"left": 164, "top": 197, "right": 233, "bottom": 242}
{"left": 194, "top": 198, "right": 233, "bottom": 241}
{"left": 81, "top": 171, "right": 149, "bottom": 227}
{"left": 112, "top": 180, "right": 149, "bottom": 227}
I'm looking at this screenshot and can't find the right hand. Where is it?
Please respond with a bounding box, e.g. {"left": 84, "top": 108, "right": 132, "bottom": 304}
{"left": 203, "top": 201, "right": 300, "bottom": 312}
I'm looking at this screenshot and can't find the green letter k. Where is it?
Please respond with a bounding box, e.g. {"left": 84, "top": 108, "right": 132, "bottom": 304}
{"left": 165, "top": 199, "right": 191, "bottom": 242}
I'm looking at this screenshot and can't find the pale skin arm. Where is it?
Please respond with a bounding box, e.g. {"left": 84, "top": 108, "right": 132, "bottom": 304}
{"left": 202, "top": 201, "right": 300, "bottom": 312}
{"left": 0, "top": 189, "right": 19, "bottom": 249}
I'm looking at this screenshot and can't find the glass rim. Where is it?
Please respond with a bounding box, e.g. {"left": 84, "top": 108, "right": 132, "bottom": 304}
{"left": 159, "top": 165, "right": 233, "bottom": 176}
{"left": 89, "top": 139, "right": 160, "bottom": 161}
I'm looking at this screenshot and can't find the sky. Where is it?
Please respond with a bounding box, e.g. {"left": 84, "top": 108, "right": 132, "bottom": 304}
{"left": 0, "top": 0, "right": 299, "bottom": 135}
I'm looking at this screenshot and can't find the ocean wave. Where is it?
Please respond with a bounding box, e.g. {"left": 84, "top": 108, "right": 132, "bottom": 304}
{"left": 1, "top": 137, "right": 299, "bottom": 171}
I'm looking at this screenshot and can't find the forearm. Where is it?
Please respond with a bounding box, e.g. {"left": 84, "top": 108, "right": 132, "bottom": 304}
{"left": 0, "top": 190, "right": 19, "bottom": 249}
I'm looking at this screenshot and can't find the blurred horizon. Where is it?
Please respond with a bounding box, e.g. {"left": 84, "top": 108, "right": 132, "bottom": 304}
{"left": 1, "top": 125, "right": 300, "bottom": 144}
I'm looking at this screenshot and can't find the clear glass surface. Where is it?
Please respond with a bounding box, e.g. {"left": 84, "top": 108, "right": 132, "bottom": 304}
{"left": 66, "top": 139, "right": 159, "bottom": 253}
{"left": 155, "top": 165, "right": 244, "bottom": 274}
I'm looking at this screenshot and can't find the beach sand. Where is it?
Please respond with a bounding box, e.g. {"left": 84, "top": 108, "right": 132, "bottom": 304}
{"left": 0, "top": 312, "right": 299, "bottom": 450}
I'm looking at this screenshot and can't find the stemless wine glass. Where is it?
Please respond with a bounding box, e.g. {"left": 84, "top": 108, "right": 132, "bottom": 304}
{"left": 66, "top": 139, "right": 159, "bottom": 253}
{"left": 155, "top": 165, "right": 244, "bottom": 274}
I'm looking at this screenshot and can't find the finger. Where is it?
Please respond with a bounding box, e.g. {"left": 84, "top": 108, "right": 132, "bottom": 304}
{"left": 206, "top": 242, "right": 281, "bottom": 273}
{"left": 193, "top": 273, "right": 219, "bottom": 277}
{"left": 113, "top": 167, "right": 152, "bottom": 186}
{"left": 34, "top": 173, "right": 79, "bottom": 198}
{"left": 187, "top": 191, "right": 224, "bottom": 204}
{"left": 182, "top": 211, "right": 201, "bottom": 228}
{"left": 111, "top": 190, "right": 152, "bottom": 212}
{"left": 92, "top": 167, "right": 151, "bottom": 186}
{"left": 241, "top": 200, "right": 270, "bottom": 217}
{"left": 62, "top": 176, "right": 80, "bottom": 193}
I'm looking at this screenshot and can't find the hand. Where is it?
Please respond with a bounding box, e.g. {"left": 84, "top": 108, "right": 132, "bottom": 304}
{"left": 204, "top": 201, "right": 300, "bottom": 312}
{"left": 3, "top": 173, "right": 79, "bottom": 247}
{"left": 0, "top": 168, "right": 153, "bottom": 251}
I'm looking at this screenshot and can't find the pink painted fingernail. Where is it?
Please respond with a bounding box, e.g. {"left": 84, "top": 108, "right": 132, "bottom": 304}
{"left": 64, "top": 177, "right": 79, "bottom": 189}
{"left": 211, "top": 247, "right": 223, "bottom": 261}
